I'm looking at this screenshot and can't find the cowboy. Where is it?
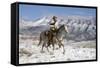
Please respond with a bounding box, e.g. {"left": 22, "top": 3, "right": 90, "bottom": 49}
{"left": 46, "top": 16, "right": 58, "bottom": 35}
{"left": 47, "top": 16, "right": 58, "bottom": 44}
{"left": 49, "top": 16, "right": 58, "bottom": 33}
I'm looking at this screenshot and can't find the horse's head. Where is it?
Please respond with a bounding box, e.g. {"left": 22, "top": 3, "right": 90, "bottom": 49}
{"left": 57, "top": 24, "right": 69, "bottom": 37}
{"left": 57, "top": 24, "right": 69, "bottom": 41}
{"left": 61, "top": 24, "right": 69, "bottom": 33}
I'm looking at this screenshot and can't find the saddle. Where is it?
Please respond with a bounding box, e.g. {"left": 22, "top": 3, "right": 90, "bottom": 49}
{"left": 45, "top": 28, "right": 57, "bottom": 36}
{"left": 45, "top": 28, "right": 57, "bottom": 43}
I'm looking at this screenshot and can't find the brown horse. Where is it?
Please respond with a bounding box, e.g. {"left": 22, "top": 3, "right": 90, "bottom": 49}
{"left": 38, "top": 24, "right": 69, "bottom": 54}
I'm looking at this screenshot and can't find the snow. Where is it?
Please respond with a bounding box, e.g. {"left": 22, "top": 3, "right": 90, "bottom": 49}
{"left": 19, "top": 15, "right": 96, "bottom": 64}
{"left": 19, "top": 39, "right": 96, "bottom": 64}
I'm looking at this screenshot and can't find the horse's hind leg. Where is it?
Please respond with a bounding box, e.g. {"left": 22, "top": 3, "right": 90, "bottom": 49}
{"left": 41, "top": 42, "right": 45, "bottom": 53}
{"left": 46, "top": 42, "right": 51, "bottom": 52}
{"left": 38, "top": 33, "right": 42, "bottom": 46}
{"left": 38, "top": 40, "right": 41, "bottom": 46}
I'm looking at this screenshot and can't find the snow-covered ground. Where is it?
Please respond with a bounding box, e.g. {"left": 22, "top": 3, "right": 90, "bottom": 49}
{"left": 19, "top": 38, "right": 96, "bottom": 64}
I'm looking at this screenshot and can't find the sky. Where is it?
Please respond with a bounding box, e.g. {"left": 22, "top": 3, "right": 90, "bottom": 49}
{"left": 19, "top": 4, "right": 96, "bottom": 21}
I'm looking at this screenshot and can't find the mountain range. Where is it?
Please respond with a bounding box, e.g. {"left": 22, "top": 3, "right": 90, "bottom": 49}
{"left": 19, "top": 16, "right": 96, "bottom": 41}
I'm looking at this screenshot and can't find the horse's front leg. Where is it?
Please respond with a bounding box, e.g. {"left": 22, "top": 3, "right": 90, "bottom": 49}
{"left": 57, "top": 39, "right": 65, "bottom": 54}
{"left": 61, "top": 43, "right": 65, "bottom": 54}
{"left": 56, "top": 37, "right": 62, "bottom": 48}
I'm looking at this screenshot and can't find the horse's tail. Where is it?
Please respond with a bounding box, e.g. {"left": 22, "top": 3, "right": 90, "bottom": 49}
{"left": 38, "top": 33, "right": 42, "bottom": 46}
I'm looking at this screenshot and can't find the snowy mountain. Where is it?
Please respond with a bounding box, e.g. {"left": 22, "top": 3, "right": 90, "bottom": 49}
{"left": 19, "top": 15, "right": 96, "bottom": 41}
{"left": 19, "top": 16, "right": 50, "bottom": 28}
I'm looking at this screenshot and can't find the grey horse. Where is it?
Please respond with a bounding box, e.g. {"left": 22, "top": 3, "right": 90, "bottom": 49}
{"left": 38, "top": 24, "right": 69, "bottom": 54}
